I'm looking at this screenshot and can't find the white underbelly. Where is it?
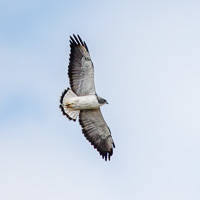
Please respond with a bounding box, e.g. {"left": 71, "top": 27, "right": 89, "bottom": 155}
{"left": 67, "top": 95, "right": 100, "bottom": 110}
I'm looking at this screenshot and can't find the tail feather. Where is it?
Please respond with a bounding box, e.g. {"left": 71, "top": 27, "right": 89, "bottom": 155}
{"left": 60, "top": 88, "right": 80, "bottom": 121}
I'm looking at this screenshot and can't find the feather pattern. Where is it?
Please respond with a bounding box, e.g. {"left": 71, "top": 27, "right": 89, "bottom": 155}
{"left": 68, "top": 34, "right": 96, "bottom": 96}
{"left": 79, "top": 109, "right": 115, "bottom": 161}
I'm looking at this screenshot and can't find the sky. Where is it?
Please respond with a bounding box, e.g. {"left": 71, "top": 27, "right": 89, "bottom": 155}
{"left": 1, "top": 0, "right": 200, "bottom": 199}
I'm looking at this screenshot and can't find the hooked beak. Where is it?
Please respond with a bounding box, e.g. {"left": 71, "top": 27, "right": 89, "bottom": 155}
{"left": 105, "top": 100, "right": 109, "bottom": 104}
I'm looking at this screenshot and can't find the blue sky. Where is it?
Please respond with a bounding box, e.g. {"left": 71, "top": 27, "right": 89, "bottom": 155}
{"left": 1, "top": 0, "right": 200, "bottom": 199}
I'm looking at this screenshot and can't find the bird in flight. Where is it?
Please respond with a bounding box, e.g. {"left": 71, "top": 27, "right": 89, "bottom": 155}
{"left": 59, "top": 34, "right": 115, "bottom": 161}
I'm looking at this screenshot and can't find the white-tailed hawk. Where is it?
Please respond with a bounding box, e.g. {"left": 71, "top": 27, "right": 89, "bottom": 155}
{"left": 60, "top": 34, "right": 115, "bottom": 161}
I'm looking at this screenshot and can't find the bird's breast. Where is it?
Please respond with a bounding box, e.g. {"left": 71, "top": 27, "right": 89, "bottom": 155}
{"left": 67, "top": 95, "right": 100, "bottom": 110}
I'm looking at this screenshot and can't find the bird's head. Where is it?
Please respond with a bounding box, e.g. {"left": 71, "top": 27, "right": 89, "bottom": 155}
{"left": 97, "top": 96, "right": 108, "bottom": 105}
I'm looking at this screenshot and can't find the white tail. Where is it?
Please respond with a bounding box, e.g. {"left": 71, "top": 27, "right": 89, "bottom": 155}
{"left": 60, "top": 88, "right": 80, "bottom": 121}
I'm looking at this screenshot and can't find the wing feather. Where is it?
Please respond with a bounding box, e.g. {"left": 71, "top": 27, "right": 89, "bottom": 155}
{"left": 79, "top": 109, "right": 115, "bottom": 161}
{"left": 68, "top": 35, "right": 96, "bottom": 96}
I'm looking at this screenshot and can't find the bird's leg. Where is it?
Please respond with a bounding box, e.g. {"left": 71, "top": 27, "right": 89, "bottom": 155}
{"left": 64, "top": 102, "right": 74, "bottom": 108}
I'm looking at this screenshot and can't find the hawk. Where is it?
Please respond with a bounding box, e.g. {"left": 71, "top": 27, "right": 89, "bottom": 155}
{"left": 60, "top": 34, "right": 115, "bottom": 161}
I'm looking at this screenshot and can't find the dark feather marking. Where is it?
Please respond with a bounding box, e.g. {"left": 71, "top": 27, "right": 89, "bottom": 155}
{"left": 84, "top": 41, "right": 89, "bottom": 52}
{"left": 77, "top": 35, "right": 84, "bottom": 46}
{"left": 107, "top": 126, "right": 115, "bottom": 148}
{"left": 70, "top": 36, "right": 77, "bottom": 45}
{"left": 59, "top": 104, "right": 76, "bottom": 122}
{"left": 73, "top": 34, "right": 80, "bottom": 45}
{"left": 59, "top": 88, "right": 76, "bottom": 122}
{"left": 60, "top": 88, "right": 69, "bottom": 104}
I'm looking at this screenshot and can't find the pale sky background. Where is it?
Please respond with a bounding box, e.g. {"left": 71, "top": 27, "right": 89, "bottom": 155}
{"left": 1, "top": 0, "right": 200, "bottom": 199}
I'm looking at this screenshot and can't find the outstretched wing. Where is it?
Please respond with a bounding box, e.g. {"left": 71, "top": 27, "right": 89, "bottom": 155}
{"left": 79, "top": 109, "right": 115, "bottom": 161}
{"left": 68, "top": 34, "right": 96, "bottom": 96}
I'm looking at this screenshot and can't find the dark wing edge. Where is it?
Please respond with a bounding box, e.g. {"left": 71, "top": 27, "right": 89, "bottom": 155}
{"left": 59, "top": 88, "right": 76, "bottom": 121}
{"left": 68, "top": 34, "right": 95, "bottom": 96}
{"left": 79, "top": 109, "right": 115, "bottom": 161}
{"left": 69, "top": 34, "right": 89, "bottom": 52}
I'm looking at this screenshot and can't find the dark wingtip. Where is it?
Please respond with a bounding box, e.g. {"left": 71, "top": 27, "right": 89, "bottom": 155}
{"left": 99, "top": 150, "right": 113, "bottom": 162}
{"left": 69, "top": 35, "right": 77, "bottom": 45}
{"left": 77, "top": 34, "right": 84, "bottom": 46}
{"left": 73, "top": 34, "right": 80, "bottom": 45}
{"left": 69, "top": 34, "right": 89, "bottom": 52}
